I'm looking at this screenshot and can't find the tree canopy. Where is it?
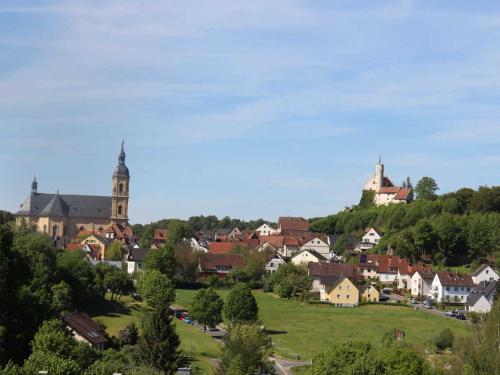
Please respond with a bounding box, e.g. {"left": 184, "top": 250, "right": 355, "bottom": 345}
{"left": 224, "top": 283, "right": 258, "bottom": 323}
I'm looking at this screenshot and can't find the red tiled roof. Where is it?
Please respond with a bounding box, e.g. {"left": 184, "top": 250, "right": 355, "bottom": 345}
{"left": 199, "top": 254, "right": 245, "bottom": 270}
{"left": 278, "top": 217, "right": 309, "bottom": 231}
{"left": 66, "top": 243, "right": 83, "bottom": 252}
{"left": 358, "top": 254, "right": 410, "bottom": 274}
{"left": 435, "top": 272, "right": 475, "bottom": 287}
{"left": 378, "top": 187, "right": 401, "bottom": 194}
{"left": 395, "top": 188, "right": 412, "bottom": 201}
{"left": 208, "top": 242, "right": 247, "bottom": 254}
{"left": 260, "top": 235, "right": 284, "bottom": 247}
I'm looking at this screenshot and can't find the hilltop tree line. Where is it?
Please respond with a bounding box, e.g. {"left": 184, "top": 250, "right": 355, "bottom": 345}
{"left": 311, "top": 183, "right": 500, "bottom": 267}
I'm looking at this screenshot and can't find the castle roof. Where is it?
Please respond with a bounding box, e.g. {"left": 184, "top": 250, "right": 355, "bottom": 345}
{"left": 16, "top": 192, "right": 111, "bottom": 219}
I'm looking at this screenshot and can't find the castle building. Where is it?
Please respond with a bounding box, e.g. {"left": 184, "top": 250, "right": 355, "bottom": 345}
{"left": 15, "top": 143, "right": 130, "bottom": 243}
{"left": 363, "top": 158, "right": 413, "bottom": 206}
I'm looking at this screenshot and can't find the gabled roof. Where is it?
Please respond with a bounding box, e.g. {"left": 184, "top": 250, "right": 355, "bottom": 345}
{"left": 154, "top": 229, "right": 168, "bottom": 241}
{"left": 40, "top": 194, "right": 69, "bottom": 217}
{"left": 208, "top": 241, "right": 247, "bottom": 254}
{"left": 435, "top": 272, "right": 475, "bottom": 287}
{"left": 411, "top": 270, "right": 436, "bottom": 280}
{"left": 394, "top": 188, "right": 412, "bottom": 201}
{"left": 467, "top": 281, "right": 497, "bottom": 306}
{"left": 472, "top": 264, "right": 495, "bottom": 276}
{"left": 364, "top": 227, "right": 383, "bottom": 236}
{"left": 358, "top": 254, "right": 410, "bottom": 274}
{"left": 127, "top": 248, "right": 150, "bottom": 262}
{"left": 199, "top": 254, "right": 245, "bottom": 270}
{"left": 278, "top": 217, "right": 309, "bottom": 231}
{"left": 292, "top": 249, "right": 326, "bottom": 261}
{"left": 63, "top": 313, "right": 108, "bottom": 346}
{"left": 308, "top": 262, "right": 359, "bottom": 279}
{"left": 324, "top": 276, "right": 356, "bottom": 293}
{"left": 359, "top": 284, "right": 379, "bottom": 294}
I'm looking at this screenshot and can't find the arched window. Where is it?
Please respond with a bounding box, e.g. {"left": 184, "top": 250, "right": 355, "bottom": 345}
{"left": 118, "top": 205, "right": 122, "bottom": 215}
{"left": 119, "top": 183, "right": 123, "bottom": 193}
{"left": 52, "top": 225, "right": 58, "bottom": 237}
{"left": 43, "top": 225, "right": 47, "bottom": 233}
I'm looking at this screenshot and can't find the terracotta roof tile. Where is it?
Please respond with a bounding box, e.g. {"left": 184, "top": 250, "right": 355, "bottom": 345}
{"left": 278, "top": 217, "right": 309, "bottom": 231}
{"left": 199, "top": 253, "right": 245, "bottom": 270}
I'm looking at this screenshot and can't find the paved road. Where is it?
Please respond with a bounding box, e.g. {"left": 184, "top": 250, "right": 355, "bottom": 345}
{"left": 272, "top": 357, "right": 311, "bottom": 375}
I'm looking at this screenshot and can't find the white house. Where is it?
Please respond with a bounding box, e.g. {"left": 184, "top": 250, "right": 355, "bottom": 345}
{"left": 362, "top": 227, "right": 382, "bottom": 245}
{"left": 466, "top": 281, "right": 497, "bottom": 313}
{"left": 265, "top": 253, "right": 286, "bottom": 273}
{"left": 255, "top": 223, "right": 277, "bottom": 237}
{"left": 410, "top": 270, "right": 436, "bottom": 297}
{"left": 428, "top": 272, "right": 475, "bottom": 303}
{"left": 126, "top": 248, "right": 150, "bottom": 274}
{"left": 300, "top": 236, "right": 330, "bottom": 258}
{"left": 291, "top": 249, "right": 326, "bottom": 266}
{"left": 471, "top": 264, "right": 499, "bottom": 284}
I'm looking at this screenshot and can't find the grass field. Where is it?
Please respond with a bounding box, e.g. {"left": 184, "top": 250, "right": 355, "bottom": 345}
{"left": 86, "top": 295, "right": 221, "bottom": 374}
{"left": 176, "top": 289, "right": 471, "bottom": 360}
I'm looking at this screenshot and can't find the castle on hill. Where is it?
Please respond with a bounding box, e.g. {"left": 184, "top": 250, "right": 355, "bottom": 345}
{"left": 15, "top": 143, "right": 131, "bottom": 243}
{"left": 363, "top": 158, "right": 413, "bottom": 206}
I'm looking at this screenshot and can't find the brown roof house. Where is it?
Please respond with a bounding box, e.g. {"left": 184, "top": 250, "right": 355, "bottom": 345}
{"left": 429, "top": 272, "right": 475, "bottom": 303}
{"left": 197, "top": 254, "right": 245, "bottom": 279}
{"left": 277, "top": 216, "right": 310, "bottom": 235}
{"left": 308, "top": 262, "right": 360, "bottom": 293}
{"left": 63, "top": 313, "right": 108, "bottom": 350}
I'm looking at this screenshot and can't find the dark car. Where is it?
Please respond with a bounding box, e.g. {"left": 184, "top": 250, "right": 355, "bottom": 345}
{"left": 455, "top": 314, "right": 466, "bottom": 320}
{"left": 131, "top": 292, "right": 142, "bottom": 302}
{"left": 379, "top": 295, "right": 389, "bottom": 302}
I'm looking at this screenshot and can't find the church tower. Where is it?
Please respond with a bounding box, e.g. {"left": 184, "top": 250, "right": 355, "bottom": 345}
{"left": 111, "top": 141, "right": 130, "bottom": 224}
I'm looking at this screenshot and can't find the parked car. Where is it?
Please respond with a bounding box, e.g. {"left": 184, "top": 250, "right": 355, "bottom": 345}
{"left": 445, "top": 310, "right": 457, "bottom": 317}
{"left": 455, "top": 314, "right": 466, "bottom": 320}
{"left": 410, "top": 298, "right": 418, "bottom": 304}
{"left": 423, "top": 301, "right": 433, "bottom": 309}
{"left": 379, "top": 295, "right": 389, "bottom": 302}
{"left": 131, "top": 292, "right": 142, "bottom": 302}
{"left": 382, "top": 288, "right": 392, "bottom": 295}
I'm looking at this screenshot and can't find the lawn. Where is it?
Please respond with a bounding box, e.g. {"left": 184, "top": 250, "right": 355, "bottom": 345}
{"left": 176, "top": 289, "right": 471, "bottom": 360}
{"left": 86, "top": 295, "right": 221, "bottom": 374}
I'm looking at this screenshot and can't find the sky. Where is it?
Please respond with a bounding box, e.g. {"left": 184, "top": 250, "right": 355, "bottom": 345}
{"left": 1, "top": 0, "right": 500, "bottom": 224}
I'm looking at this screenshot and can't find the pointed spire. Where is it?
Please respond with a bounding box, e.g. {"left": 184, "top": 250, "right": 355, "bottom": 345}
{"left": 31, "top": 175, "right": 38, "bottom": 195}
{"left": 378, "top": 155, "right": 382, "bottom": 165}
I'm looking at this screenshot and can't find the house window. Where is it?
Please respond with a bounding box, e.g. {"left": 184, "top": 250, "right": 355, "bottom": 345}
{"left": 455, "top": 287, "right": 459, "bottom": 291}
{"left": 337, "top": 294, "right": 340, "bottom": 298}
{"left": 346, "top": 295, "right": 350, "bottom": 299}
{"left": 446, "top": 287, "right": 450, "bottom": 291}
{"left": 467, "top": 288, "right": 470, "bottom": 292}
{"left": 486, "top": 270, "right": 489, "bottom": 274}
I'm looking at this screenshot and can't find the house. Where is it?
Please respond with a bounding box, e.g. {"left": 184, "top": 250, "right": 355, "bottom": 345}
{"left": 208, "top": 241, "right": 247, "bottom": 254}
{"left": 300, "top": 236, "right": 330, "bottom": 258}
{"left": 410, "top": 270, "right": 436, "bottom": 297}
{"left": 126, "top": 248, "right": 150, "bottom": 274}
{"left": 152, "top": 229, "right": 168, "bottom": 248}
{"left": 322, "top": 276, "right": 359, "bottom": 306}
{"left": 308, "top": 262, "right": 360, "bottom": 292}
{"left": 258, "top": 235, "right": 301, "bottom": 258}
{"left": 291, "top": 249, "right": 326, "bottom": 266}
{"left": 428, "top": 272, "right": 475, "bottom": 303}
{"left": 357, "top": 254, "right": 410, "bottom": 285}
{"left": 104, "top": 222, "right": 135, "bottom": 244}
{"left": 80, "top": 234, "right": 112, "bottom": 259}
{"left": 255, "top": 223, "right": 277, "bottom": 236}
{"left": 265, "top": 253, "right": 286, "bottom": 273}
{"left": 397, "top": 263, "right": 433, "bottom": 290}
{"left": 466, "top": 281, "right": 497, "bottom": 313}
{"left": 278, "top": 216, "right": 309, "bottom": 235}
{"left": 359, "top": 284, "right": 380, "bottom": 302}
{"left": 362, "top": 227, "right": 382, "bottom": 245}
{"left": 363, "top": 158, "right": 413, "bottom": 206}
{"left": 89, "top": 259, "right": 123, "bottom": 269}
{"left": 197, "top": 253, "right": 245, "bottom": 279}
{"left": 63, "top": 313, "right": 108, "bottom": 350}
{"left": 471, "top": 264, "right": 499, "bottom": 284}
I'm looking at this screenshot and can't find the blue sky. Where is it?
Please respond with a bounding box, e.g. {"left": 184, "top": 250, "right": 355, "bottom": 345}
{"left": 1, "top": 1, "right": 500, "bottom": 224}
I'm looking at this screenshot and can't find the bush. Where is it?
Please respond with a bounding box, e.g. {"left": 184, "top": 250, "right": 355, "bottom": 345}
{"left": 433, "top": 328, "right": 454, "bottom": 351}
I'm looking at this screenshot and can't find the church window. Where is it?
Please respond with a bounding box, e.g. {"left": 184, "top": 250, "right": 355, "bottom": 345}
{"left": 43, "top": 225, "right": 47, "bottom": 233}
{"left": 52, "top": 225, "right": 58, "bottom": 237}
{"left": 119, "top": 183, "right": 123, "bottom": 193}
{"left": 118, "top": 206, "right": 122, "bottom": 215}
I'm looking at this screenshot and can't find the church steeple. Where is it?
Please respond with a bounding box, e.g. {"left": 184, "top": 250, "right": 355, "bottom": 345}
{"left": 111, "top": 142, "right": 130, "bottom": 224}
{"left": 31, "top": 176, "right": 38, "bottom": 195}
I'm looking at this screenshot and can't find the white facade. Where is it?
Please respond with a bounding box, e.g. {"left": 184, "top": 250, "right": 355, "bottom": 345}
{"left": 362, "top": 228, "right": 381, "bottom": 244}
{"left": 429, "top": 274, "right": 473, "bottom": 303}
{"left": 126, "top": 260, "right": 144, "bottom": 274}
{"left": 359, "top": 266, "right": 378, "bottom": 280}
{"left": 379, "top": 272, "right": 398, "bottom": 284}
{"left": 265, "top": 254, "right": 286, "bottom": 273}
{"left": 373, "top": 192, "right": 405, "bottom": 206}
{"left": 300, "top": 237, "right": 330, "bottom": 258}
{"left": 467, "top": 295, "right": 493, "bottom": 313}
{"left": 410, "top": 272, "right": 434, "bottom": 297}
{"left": 397, "top": 271, "right": 411, "bottom": 290}
{"left": 291, "top": 250, "right": 323, "bottom": 266}
{"left": 472, "top": 265, "right": 499, "bottom": 284}
{"left": 184, "top": 238, "right": 209, "bottom": 253}
{"left": 256, "top": 224, "right": 277, "bottom": 236}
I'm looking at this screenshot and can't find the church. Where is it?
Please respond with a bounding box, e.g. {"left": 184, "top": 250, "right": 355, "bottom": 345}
{"left": 363, "top": 158, "right": 413, "bottom": 206}
{"left": 15, "top": 143, "right": 131, "bottom": 243}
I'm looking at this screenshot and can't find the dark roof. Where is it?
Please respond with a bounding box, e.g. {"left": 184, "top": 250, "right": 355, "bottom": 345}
{"left": 467, "top": 281, "right": 497, "bottom": 306}
{"left": 412, "top": 270, "right": 436, "bottom": 280}
{"left": 63, "top": 313, "right": 108, "bottom": 346}
{"left": 308, "top": 262, "right": 359, "bottom": 279}
{"left": 17, "top": 192, "right": 111, "bottom": 219}
{"left": 127, "top": 248, "right": 150, "bottom": 262}
{"left": 278, "top": 217, "right": 309, "bottom": 231}
{"left": 199, "top": 254, "right": 245, "bottom": 270}
{"left": 435, "top": 272, "right": 475, "bottom": 287}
